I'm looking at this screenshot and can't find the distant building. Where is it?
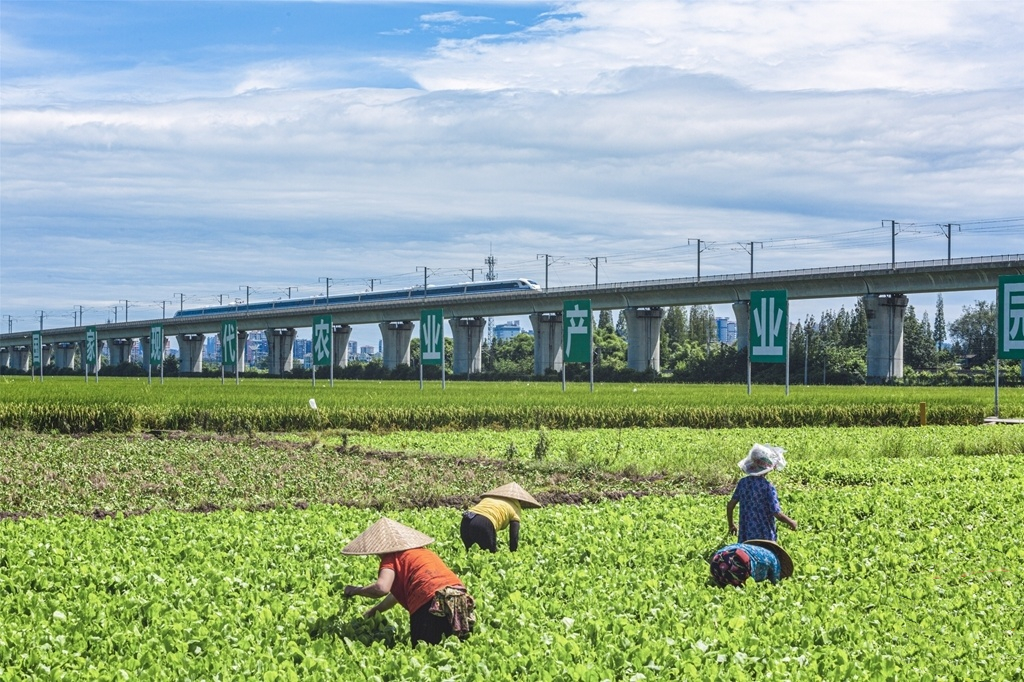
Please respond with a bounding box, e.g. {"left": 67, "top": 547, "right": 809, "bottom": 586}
{"left": 205, "top": 335, "right": 220, "bottom": 361}
{"left": 359, "top": 344, "right": 376, "bottom": 360}
{"left": 348, "top": 340, "right": 358, "bottom": 358}
{"left": 494, "top": 320, "right": 526, "bottom": 341}
{"left": 715, "top": 317, "right": 737, "bottom": 345}
{"left": 293, "top": 338, "right": 311, "bottom": 358}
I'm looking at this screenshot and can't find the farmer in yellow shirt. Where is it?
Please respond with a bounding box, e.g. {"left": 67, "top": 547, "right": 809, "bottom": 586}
{"left": 460, "top": 482, "right": 541, "bottom": 553}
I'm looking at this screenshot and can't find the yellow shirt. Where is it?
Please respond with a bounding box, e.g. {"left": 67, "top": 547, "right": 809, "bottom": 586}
{"left": 470, "top": 497, "right": 521, "bottom": 531}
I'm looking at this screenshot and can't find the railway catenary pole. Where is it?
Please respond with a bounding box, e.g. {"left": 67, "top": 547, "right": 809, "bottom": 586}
{"left": 588, "top": 256, "right": 607, "bottom": 286}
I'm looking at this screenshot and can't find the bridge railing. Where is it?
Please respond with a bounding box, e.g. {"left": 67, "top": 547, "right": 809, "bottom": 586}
{"left": 545, "top": 253, "right": 1024, "bottom": 295}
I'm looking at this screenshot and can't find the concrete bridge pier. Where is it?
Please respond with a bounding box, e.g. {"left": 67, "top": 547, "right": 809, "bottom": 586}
{"left": 0, "top": 347, "right": 9, "bottom": 369}
{"left": 732, "top": 301, "right": 750, "bottom": 352}
{"left": 865, "top": 294, "right": 908, "bottom": 382}
{"left": 379, "top": 322, "right": 413, "bottom": 369}
{"left": 234, "top": 330, "right": 248, "bottom": 372}
{"left": 176, "top": 334, "right": 206, "bottom": 374}
{"left": 332, "top": 325, "right": 353, "bottom": 368}
{"left": 11, "top": 347, "right": 31, "bottom": 372}
{"left": 54, "top": 342, "right": 78, "bottom": 370}
{"left": 267, "top": 328, "right": 297, "bottom": 376}
{"left": 108, "top": 338, "right": 134, "bottom": 366}
{"left": 530, "top": 312, "right": 563, "bottom": 375}
{"left": 625, "top": 307, "right": 665, "bottom": 373}
{"left": 450, "top": 317, "right": 486, "bottom": 375}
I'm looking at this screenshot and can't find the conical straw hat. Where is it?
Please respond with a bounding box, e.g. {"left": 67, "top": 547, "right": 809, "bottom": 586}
{"left": 745, "top": 539, "right": 794, "bottom": 579}
{"left": 341, "top": 517, "right": 434, "bottom": 556}
{"left": 481, "top": 482, "right": 542, "bottom": 509}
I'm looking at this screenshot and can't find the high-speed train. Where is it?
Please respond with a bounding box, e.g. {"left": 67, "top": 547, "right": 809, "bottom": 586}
{"left": 173, "top": 278, "right": 542, "bottom": 318}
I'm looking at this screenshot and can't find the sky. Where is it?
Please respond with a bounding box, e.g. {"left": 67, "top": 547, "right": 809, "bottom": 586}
{"left": 1, "top": 0, "right": 1022, "bottom": 348}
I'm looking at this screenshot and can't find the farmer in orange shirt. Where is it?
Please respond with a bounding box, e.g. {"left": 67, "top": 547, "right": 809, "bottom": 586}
{"left": 342, "top": 518, "right": 475, "bottom": 646}
{"left": 461, "top": 482, "right": 542, "bottom": 553}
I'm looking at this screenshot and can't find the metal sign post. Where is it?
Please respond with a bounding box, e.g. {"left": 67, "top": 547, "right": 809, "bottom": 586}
{"left": 563, "top": 300, "right": 593, "bottom": 393}
{"left": 996, "top": 276, "right": 1024, "bottom": 418}
{"left": 420, "top": 308, "right": 445, "bottom": 390}
{"left": 312, "top": 315, "right": 333, "bottom": 388}
{"left": 749, "top": 290, "right": 789, "bottom": 395}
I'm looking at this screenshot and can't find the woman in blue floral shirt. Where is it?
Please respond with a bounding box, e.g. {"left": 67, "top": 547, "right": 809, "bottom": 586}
{"left": 726, "top": 443, "right": 797, "bottom": 543}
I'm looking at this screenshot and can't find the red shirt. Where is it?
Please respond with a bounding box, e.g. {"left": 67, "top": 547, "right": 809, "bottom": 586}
{"left": 378, "top": 548, "right": 462, "bottom": 614}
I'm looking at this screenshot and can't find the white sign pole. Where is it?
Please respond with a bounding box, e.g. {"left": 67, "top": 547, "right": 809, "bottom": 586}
{"left": 785, "top": 318, "right": 791, "bottom": 396}
{"left": 995, "top": 357, "right": 1000, "bottom": 418}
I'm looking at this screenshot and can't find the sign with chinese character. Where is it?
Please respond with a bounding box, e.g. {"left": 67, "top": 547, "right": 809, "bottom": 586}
{"left": 749, "top": 290, "right": 788, "bottom": 363}
{"left": 149, "top": 324, "right": 164, "bottom": 367}
{"left": 998, "top": 275, "right": 1024, "bottom": 360}
{"left": 221, "top": 320, "right": 238, "bottom": 368}
{"left": 85, "top": 327, "right": 98, "bottom": 366}
{"left": 313, "top": 315, "right": 333, "bottom": 366}
{"left": 563, "top": 299, "right": 592, "bottom": 364}
{"left": 32, "top": 332, "right": 42, "bottom": 369}
{"left": 420, "top": 308, "right": 444, "bottom": 366}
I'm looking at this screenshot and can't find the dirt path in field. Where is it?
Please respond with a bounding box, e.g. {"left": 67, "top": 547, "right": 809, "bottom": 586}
{"left": 2, "top": 430, "right": 728, "bottom": 521}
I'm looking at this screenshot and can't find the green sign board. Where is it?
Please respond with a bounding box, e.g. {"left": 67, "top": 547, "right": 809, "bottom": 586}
{"left": 998, "top": 275, "right": 1024, "bottom": 360}
{"left": 313, "top": 315, "right": 333, "bottom": 366}
{"left": 32, "top": 332, "right": 42, "bottom": 369}
{"left": 149, "top": 325, "right": 164, "bottom": 367}
{"left": 221, "top": 320, "right": 238, "bottom": 368}
{"left": 85, "top": 327, "right": 98, "bottom": 366}
{"left": 749, "top": 290, "right": 788, "bottom": 364}
{"left": 562, "top": 299, "right": 592, "bottom": 364}
{"left": 420, "top": 308, "right": 444, "bottom": 366}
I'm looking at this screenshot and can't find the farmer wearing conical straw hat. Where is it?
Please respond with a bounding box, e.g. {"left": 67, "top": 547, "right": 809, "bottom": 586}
{"left": 342, "top": 517, "right": 475, "bottom": 646}
{"left": 460, "top": 482, "right": 542, "bottom": 553}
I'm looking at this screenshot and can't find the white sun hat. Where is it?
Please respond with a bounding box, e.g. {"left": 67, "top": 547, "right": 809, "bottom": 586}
{"left": 738, "top": 444, "right": 787, "bottom": 476}
{"left": 341, "top": 517, "right": 434, "bottom": 556}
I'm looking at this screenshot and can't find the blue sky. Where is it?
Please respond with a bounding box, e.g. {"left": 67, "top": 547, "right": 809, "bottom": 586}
{"left": 1, "top": 0, "right": 1022, "bottom": 346}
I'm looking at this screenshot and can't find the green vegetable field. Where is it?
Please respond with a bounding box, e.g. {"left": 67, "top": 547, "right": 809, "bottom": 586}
{"left": 1, "top": 377, "right": 1022, "bottom": 680}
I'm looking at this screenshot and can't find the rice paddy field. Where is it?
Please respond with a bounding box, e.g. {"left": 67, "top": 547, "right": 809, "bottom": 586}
{"left": 1, "top": 377, "right": 1022, "bottom": 680}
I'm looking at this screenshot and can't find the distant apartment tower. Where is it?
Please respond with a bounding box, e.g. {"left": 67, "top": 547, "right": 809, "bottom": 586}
{"left": 359, "top": 345, "right": 376, "bottom": 360}
{"left": 494, "top": 320, "right": 525, "bottom": 341}
{"left": 715, "top": 317, "right": 737, "bottom": 345}
{"left": 348, "top": 340, "right": 358, "bottom": 358}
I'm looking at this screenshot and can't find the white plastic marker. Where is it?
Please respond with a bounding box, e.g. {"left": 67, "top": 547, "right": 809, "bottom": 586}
{"left": 309, "top": 398, "right": 318, "bottom": 410}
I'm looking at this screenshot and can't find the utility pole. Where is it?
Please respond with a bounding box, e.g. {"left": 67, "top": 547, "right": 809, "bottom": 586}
{"left": 120, "top": 300, "right": 129, "bottom": 323}
{"left": 285, "top": 286, "right": 299, "bottom": 299}
{"left": 365, "top": 278, "right": 380, "bottom": 292}
{"left": 740, "top": 241, "right": 762, "bottom": 277}
{"left": 3, "top": 314, "right": 12, "bottom": 334}
{"left": 462, "top": 268, "right": 479, "bottom": 282}
{"left": 174, "top": 293, "right": 185, "bottom": 312}
{"left": 416, "top": 267, "right": 431, "bottom": 297}
{"left": 37, "top": 311, "right": 45, "bottom": 330}
{"left": 318, "top": 277, "right": 333, "bottom": 302}
{"left": 588, "top": 256, "right": 607, "bottom": 286}
{"left": 160, "top": 300, "right": 172, "bottom": 319}
{"left": 239, "top": 285, "right": 253, "bottom": 310}
{"left": 687, "top": 239, "right": 707, "bottom": 281}
{"left": 78, "top": 305, "right": 84, "bottom": 327}
{"left": 112, "top": 306, "right": 119, "bottom": 324}
{"left": 884, "top": 220, "right": 900, "bottom": 268}
{"left": 536, "top": 254, "right": 555, "bottom": 289}
{"left": 940, "top": 223, "right": 960, "bottom": 263}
